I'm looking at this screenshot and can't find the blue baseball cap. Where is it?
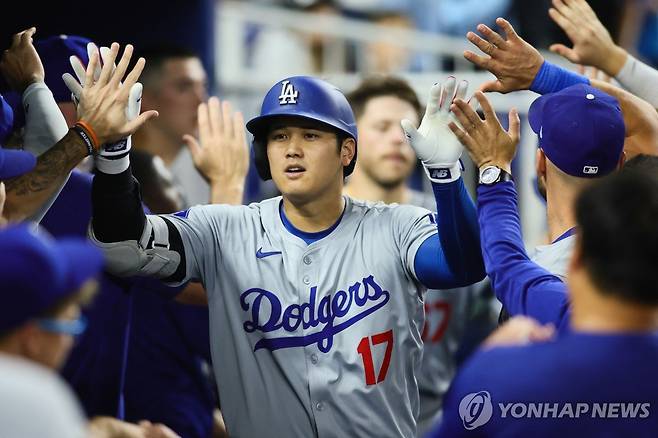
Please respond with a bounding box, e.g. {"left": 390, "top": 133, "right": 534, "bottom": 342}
{"left": 0, "top": 225, "right": 104, "bottom": 333}
{"left": 34, "top": 35, "right": 91, "bottom": 104}
{"left": 528, "top": 84, "right": 625, "bottom": 178}
{"left": 0, "top": 147, "right": 36, "bottom": 180}
{"left": 0, "top": 94, "right": 14, "bottom": 144}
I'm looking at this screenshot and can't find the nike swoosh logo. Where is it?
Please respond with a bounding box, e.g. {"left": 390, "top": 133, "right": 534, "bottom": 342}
{"left": 256, "top": 247, "right": 282, "bottom": 259}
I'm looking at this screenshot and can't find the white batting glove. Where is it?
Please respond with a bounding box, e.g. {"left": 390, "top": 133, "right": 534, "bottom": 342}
{"left": 401, "top": 77, "right": 469, "bottom": 183}
{"left": 62, "top": 42, "right": 142, "bottom": 174}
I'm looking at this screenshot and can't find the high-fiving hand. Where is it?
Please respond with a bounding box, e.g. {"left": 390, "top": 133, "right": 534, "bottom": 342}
{"left": 401, "top": 77, "right": 469, "bottom": 183}
{"left": 0, "top": 27, "right": 44, "bottom": 93}
{"left": 464, "top": 18, "right": 544, "bottom": 94}
{"left": 548, "top": 0, "right": 628, "bottom": 77}
{"left": 63, "top": 42, "right": 144, "bottom": 172}
{"left": 448, "top": 91, "right": 520, "bottom": 174}
{"left": 66, "top": 42, "right": 156, "bottom": 147}
{"left": 184, "top": 97, "right": 249, "bottom": 204}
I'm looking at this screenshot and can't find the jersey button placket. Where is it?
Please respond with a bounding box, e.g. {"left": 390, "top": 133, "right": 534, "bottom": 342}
{"left": 300, "top": 249, "right": 327, "bottom": 434}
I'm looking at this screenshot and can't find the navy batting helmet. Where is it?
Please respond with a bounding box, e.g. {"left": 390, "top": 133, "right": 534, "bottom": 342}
{"left": 246, "top": 76, "right": 358, "bottom": 180}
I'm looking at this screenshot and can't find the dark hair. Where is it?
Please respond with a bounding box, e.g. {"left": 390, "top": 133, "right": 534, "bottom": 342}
{"left": 134, "top": 44, "right": 200, "bottom": 87}
{"left": 622, "top": 154, "right": 658, "bottom": 176}
{"left": 346, "top": 76, "right": 421, "bottom": 121}
{"left": 575, "top": 170, "right": 658, "bottom": 305}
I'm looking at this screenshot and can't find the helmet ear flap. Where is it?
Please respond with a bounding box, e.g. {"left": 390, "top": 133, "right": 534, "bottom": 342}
{"left": 253, "top": 137, "right": 272, "bottom": 181}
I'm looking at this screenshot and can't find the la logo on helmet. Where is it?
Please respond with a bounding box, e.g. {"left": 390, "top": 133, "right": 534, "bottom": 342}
{"left": 278, "top": 80, "right": 299, "bottom": 105}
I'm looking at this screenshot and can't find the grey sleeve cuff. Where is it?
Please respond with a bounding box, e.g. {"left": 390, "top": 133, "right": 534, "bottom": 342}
{"left": 615, "top": 54, "right": 658, "bottom": 108}
{"left": 22, "top": 82, "right": 69, "bottom": 156}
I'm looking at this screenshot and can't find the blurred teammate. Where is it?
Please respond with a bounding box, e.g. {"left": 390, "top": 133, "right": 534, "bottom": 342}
{"left": 429, "top": 90, "right": 658, "bottom": 436}
{"left": 132, "top": 45, "right": 210, "bottom": 207}
{"left": 344, "top": 76, "right": 484, "bottom": 434}
{"left": 32, "top": 35, "right": 234, "bottom": 437}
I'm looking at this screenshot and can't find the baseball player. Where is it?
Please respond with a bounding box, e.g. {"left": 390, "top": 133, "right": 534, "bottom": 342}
{"left": 461, "top": 16, "right": 658, "bottom": 325}
{"left": 342, "top": 75, "right": 486, "bottom": 435}
{"left": 88, "top": 71, "right": 485, "bottom": 437}
{"left": 427, "top": 90, "right": 658, "bottom": 437}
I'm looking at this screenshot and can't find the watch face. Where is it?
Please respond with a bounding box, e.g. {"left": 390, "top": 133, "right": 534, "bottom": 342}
{"left": 480, "top": 166, "right": 501, "bottom": 184}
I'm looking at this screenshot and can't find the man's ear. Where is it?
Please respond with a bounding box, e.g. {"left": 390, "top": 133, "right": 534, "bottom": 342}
{"left": 536, "top": 148, "right": 547, "bottom": 178}
{"left": 341, "top": 138, "right": 356, "bottom": 167}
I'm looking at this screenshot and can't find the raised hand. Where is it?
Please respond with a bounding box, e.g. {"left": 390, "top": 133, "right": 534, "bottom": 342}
{"left": 464, "top": 18, "right": 544, "bottom": 94}
{"left": 448, "top": 91, "right": 520, "bottom": 173}
{"left": 548, "top": 0, "right": 627, "bottom": 77}
{"left": 74, "top": 43, "right": 157, "bottom": 147}
{"left": 483, "top": 316, "right": 555, "bottom": 348}
{"left": 400, "top": 77, "right": 469, "bottom": 183}
{"left": 183, "top": 97, "right": 249, "bottom": 204}
{"left": 0, "top": 27, "right": 45, "bottom": 93}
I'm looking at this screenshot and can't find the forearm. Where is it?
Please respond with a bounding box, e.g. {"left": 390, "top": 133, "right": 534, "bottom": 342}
{"left": 615, "top": 54, "right": 658, "bottom": 109}
{"left": 414, "top": 178, "right": 485, "bottom": 289}
{"left": 18, "top": 83, "right": 78, "bottom": 223}
{"left": 91, "top": 166, "right": 146, "bottom": 243}
{"left": 432, "top": 178, "right": 485, "bottom": 284}
{"left": 478, "top": 181, "right": 569, "bottom": 327}
{"left": 91, "top": 166, "right": 188, "bottom": 283}
{"left": 3, "top": 129, "right": 87, "bottom": 222}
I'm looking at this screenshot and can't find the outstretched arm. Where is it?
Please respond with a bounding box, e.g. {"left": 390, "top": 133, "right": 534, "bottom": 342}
{"left": 0, "top": 27, "right": 71, "bottom": 223}
{"left": 184, "top": 97, "right": 250, "bottom": 205}
{"left": 3, "top": 39, "right": 157, "bottom": 222}
{"left": 448, "top": 91, "right": 570, "bottom": 328}
{"left": 401, "top": 78, "right": 485, "bottom": 289}
{"left": 462, "top": 17, "right": 658, "bottom": 157}
{"left": 548, "top": 0, "right": 658, "bottom": 109}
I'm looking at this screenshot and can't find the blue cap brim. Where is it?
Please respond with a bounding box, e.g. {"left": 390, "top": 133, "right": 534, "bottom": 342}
{"left": 0, "top": 149, "right": 37, "bottom": 180}
{"left": 246, "top": 112, "right": 356, "bottom": 141}
{"left": 528, "top": 94, "right": 549, "bottom": 136}
{"left": 56, "top": 239, "right": 105, "bottom": 293}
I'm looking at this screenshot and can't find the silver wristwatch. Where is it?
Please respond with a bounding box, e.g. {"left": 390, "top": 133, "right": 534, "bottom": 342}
{"left": 478, "top": 165, "right": 513, "bottom": 185}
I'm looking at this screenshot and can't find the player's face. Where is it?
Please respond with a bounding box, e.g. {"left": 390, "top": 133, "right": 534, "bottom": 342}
{"left": 355, "top": 96, "right": 418, "bottom": 189}
{"left": 143, "top": 57, "right": 208, "bottom": 140}
{"left": 266, "top": 120, "right": 351, "bottom": 202}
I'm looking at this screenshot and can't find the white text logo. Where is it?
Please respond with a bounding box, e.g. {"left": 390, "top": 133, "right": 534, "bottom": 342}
{"left": 278, "top": 80, "right": 299, "bottom": 104}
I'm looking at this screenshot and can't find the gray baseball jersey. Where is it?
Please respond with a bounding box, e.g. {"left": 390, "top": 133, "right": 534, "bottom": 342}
{"left": 165, "top": 195, "right": 439, "bottom": 437}
{"left": 407, "top": 190, "right": 476, "bottom": 436}
{"left": 530, "top": 233, "right": 576, "bottom": 280}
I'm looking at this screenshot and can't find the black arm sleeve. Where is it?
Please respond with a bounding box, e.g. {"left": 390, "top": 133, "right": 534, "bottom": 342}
{"left": 91, "top": 167, "right": 188, "bottom": 283}
{"left": 92, "top": 166, "right": 146, "bottom": 242}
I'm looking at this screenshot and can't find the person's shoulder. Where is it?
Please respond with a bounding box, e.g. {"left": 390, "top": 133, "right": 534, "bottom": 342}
{"left": 171, "top": 196, "right": 282, "bottom": 225}
{"left": 347, "top": 197, "right": 434, "bottom": 233}
{"left": 348, "top": 196, "right": 431, "bottom": 216}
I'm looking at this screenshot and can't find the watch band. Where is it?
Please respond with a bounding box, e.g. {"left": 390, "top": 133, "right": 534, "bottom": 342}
{"left": 478, "top": 166, "right": 514, "bottom": 185}
{"left": 495, "top": 169, "right": 514, "bottom": 184}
